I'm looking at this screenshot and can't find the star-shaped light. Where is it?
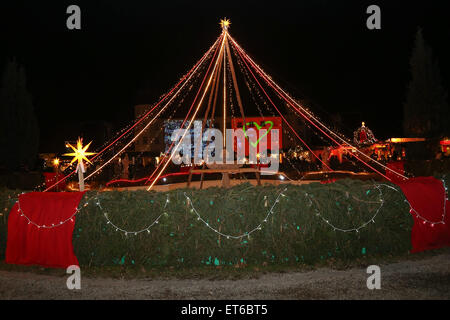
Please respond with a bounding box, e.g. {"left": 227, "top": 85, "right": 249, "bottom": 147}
{"left": 52, "top": 157, "right": 60, "bottom": 167}
{"left": 63, "top": 137, "right": 96, "bottom": 167}
{"left": 220, "top": 18, "right": 231, "bottom": 30}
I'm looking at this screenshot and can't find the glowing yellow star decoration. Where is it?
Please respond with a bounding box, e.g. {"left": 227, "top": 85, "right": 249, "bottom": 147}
{"left": 63, "top": 137, "right": 96, "bottom": 167}
{"left": 220, "top": 18, "right": 231, "bottom": 30}
{"left": 52, "top": 157, "right": 60, "bottom": 167}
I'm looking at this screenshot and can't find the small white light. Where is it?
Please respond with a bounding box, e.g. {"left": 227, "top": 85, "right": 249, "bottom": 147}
{"left": 279, "top": 174, "right": 285, "bottom": 180}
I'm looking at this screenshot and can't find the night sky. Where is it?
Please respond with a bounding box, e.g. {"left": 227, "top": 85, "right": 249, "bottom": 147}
{"left": 1, "top": 0, "right": 449, "bottom": 152}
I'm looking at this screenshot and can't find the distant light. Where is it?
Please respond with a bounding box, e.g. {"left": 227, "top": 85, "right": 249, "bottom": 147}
{"left": 162, "top": 177, "right": 167, "bottom": 182}
{"left": 279, "top": 174, "right": 285, "bottom": 180}
{"left": 389, "top": 138, "right": 426, "bottom": 143}
{"left": 52, "top": 158, "right": 60, "bottom": 167}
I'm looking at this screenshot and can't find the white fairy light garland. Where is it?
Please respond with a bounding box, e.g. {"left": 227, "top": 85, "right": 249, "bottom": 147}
{"left": 183, "top": 188, "right": 288, "bottom": 240}
{"left": 305, "top": 184, "right": 384, "bottom": 233}
{"left": 16, "top": 193, "right": 88, "bottom": 229}
{"left": 12, "top": 179, "right": 448, "bottom": 235}
{"left": 96, "top": 194, "right": 170, "bottom": 236}
{"left": 378, "top": 180, "right": 448, "bottom": 227}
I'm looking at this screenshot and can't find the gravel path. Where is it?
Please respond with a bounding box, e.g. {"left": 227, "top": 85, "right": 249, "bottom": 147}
{"left": 0, "top": 253, "right": 449, "bottom": 300}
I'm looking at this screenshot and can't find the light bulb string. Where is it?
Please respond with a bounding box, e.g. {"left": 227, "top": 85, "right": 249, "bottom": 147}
{"left": 16, "top": 194, "right": 88, "bottom": 229}
{"left": 377, "top": 180, "right": 448, "bottom": 225}
{"left": 183, "top": 188, "right": 287, "bottom": 240}
{"left": 13, "top": 180, "right": 447, "bottom": 232}
{"left": 97, "top": 194, "right": 170, "bottom": 235}
{"left": 305, "top": 183, "right": 384, "bottom": 233}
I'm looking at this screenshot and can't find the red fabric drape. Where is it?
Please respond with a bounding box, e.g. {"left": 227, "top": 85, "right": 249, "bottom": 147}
{"left": 395, "top": 177, "right": 450, "bottom": 253}
{"left": 5, "top": 191, "right": 85, "bottom": 268}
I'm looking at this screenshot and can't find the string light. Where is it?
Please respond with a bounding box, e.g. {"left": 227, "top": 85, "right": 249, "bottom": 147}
{"left": 142, "top": 36, "right": 226, "bottom": 186}
{"left": 233, "top": 47, "right": 318, "bottom": 176}
{"left": 104, "top": 96, "right": 184, "bottom": 187}
{"left": 9, "top": 180, "right": 448, "bottom": 237}
{"left": 147, "top": 33, "right": 228, "bottom": 191}
{"left": 40, "top": 35, "right": 223, "bottom": 192}
{"left": 229, "top": 34, "right": 410, "bottom": 181}
{"left": 306, "top": 184, "right": 384, "bottom": 233}
{"left": 378, "top": 180, "right": 447, "bottom": 226}
{"left": 230, "top": 38, "right": 332, "bottom": 170}
{"left": 97, "top": 194, "right": 170, "bottom": 235}
{"left": 87, "top": 65, "right": 205, "bottom": 187}
{"left": 84, "top": 38, "right": 223, "bottom": 183}
{"left": 231, "top": 36, "right": 395, "bottom": 180}
{"left": 183, "top": 188, "right": 287, "bottom": 240}
{"left": 16, "top": 195, "right": 88, "bottom": 229}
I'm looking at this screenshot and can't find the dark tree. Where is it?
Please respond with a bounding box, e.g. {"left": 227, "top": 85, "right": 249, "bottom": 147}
{"left": 0, "top": 58, "right": 39, "bottom": 170}
{"left": 403, "top": 28, "right": 449, "bottom": 138}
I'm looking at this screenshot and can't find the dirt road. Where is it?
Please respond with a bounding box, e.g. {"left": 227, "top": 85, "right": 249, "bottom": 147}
{"left": 0, "top": 252, "right": 449, "bottom": 299}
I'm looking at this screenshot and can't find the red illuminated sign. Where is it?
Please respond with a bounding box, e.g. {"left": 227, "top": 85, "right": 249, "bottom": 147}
{"left": 231, "top": 117, "right": 282, "bottom": 155}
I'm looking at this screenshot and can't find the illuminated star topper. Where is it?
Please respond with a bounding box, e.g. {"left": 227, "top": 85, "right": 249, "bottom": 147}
{"left": 63, "top": 137, "right": 96, "bottom": 172}
{"left": 220, "top": 18, "right": 231, "bottom": 30}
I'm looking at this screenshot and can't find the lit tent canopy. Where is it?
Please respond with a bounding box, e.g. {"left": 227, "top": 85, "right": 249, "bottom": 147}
{"left": 45, "top": 19, "right": 408, "bottom": 192}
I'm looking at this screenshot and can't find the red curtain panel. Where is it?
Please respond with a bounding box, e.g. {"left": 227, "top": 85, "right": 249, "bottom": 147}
{"left": 396, "top": 176, "right": 450, "bottom": 253}
{"left": 5, "top": 191, "right": 85, "bottom": 268}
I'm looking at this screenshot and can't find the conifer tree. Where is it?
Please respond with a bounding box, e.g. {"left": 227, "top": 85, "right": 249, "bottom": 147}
{"left": 403, "top": 28, "right": 449, "bottom": 138}
{"left": 0, "top": 58, "right": 40, "bottom": 170}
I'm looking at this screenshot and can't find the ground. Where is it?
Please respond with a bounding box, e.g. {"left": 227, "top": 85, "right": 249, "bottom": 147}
{"left": 0, "top": 250, "right": 449, "bottom": 299}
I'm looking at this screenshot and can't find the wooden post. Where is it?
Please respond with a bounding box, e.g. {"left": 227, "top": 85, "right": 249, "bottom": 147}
{"left": 199, "top": 162, "right": 206, "bottom": 189}
{"left": 78, "top": 162, "right": 85, "bottom": 191}
{"left": 256, "top": 171, "right": 261, "bottom": 186}
{"left": 187, "top": 166, "right": 193, "bottom": 188}
{"left": 222, "top": 172, "right": 230, "bottom": 188}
